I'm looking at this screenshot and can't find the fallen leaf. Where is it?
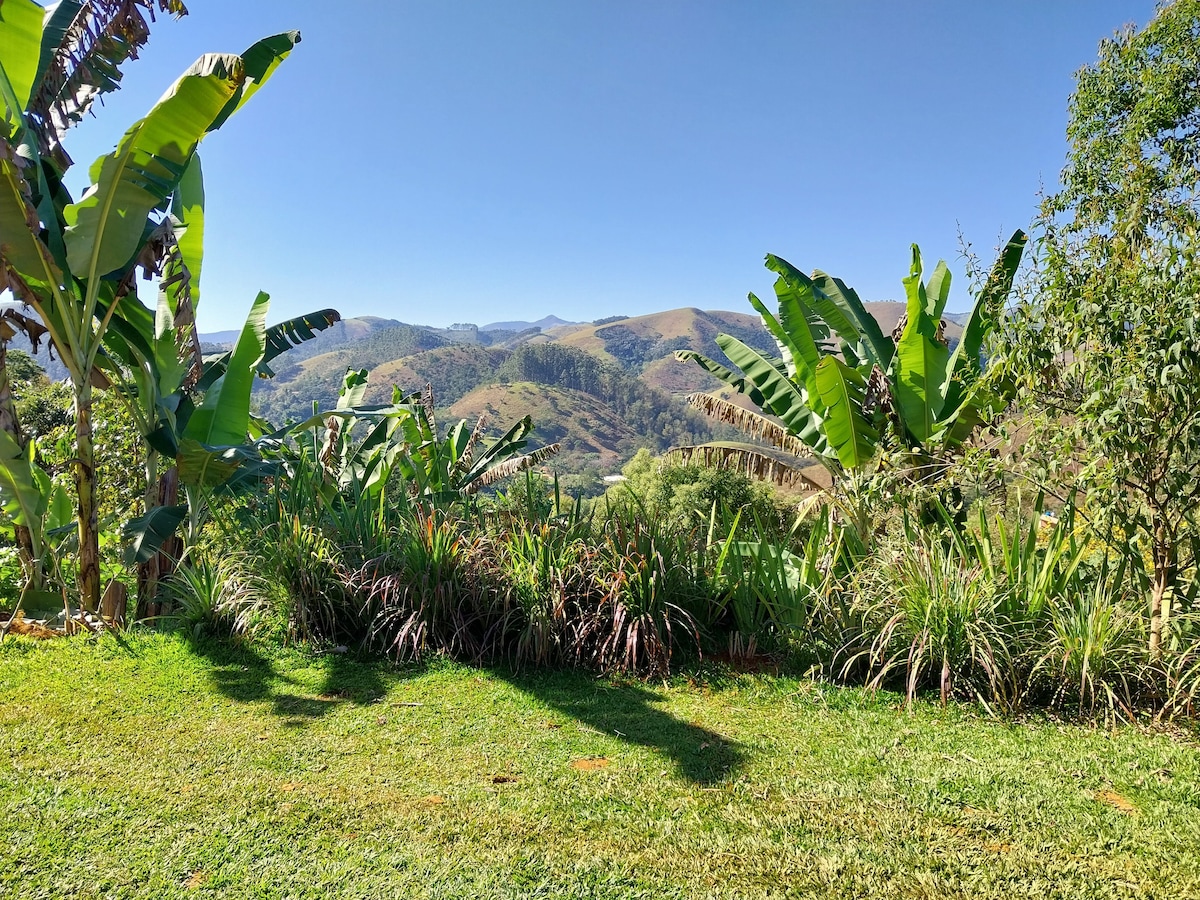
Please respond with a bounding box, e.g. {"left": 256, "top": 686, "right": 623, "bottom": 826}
{"left": 421, "top": 795, "right": 446, "bottom": 804}
{"left": 699, "top": 742, "right": 711, "bottom": 750}
{"left": 543, "top": 721, "right": 562, "bottom": 730}
{"left": 984, "top": 842, "right": 1012, "bottom": 854}
{"left": 376, "top": 716, "right": 387, "bottom": 725}
{"left": 280, "top": 782, "right": 301, "bottom": 793}
{"left": 179, "top": 784, "right": 193, "bottom": 795}
{"left": 571, "top": 757, "right": 609, "bottom": 771}
{"left": 183, "top": 870, "right": 206, "bottom": 889}
{"left": 1094, "top": 789, "right": 1137, "bottom": 814}
{"left": 279, "top": 802, "right": 294, "bottom": 814}
{"left": 492, "top": 775, "right": 517, "bottom": 784}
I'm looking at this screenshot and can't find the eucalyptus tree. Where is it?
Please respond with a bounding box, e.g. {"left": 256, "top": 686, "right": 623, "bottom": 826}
{"left": 1002, "top": 0, "right": 1200, "bottom": 655}
{"left": 0, "top": 0, "right": 299, "bottom": 610}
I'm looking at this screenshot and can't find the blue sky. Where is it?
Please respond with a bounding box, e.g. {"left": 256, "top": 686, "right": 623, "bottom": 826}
{"left": 60, "top": 1, "right": 1159, "bottom": 331}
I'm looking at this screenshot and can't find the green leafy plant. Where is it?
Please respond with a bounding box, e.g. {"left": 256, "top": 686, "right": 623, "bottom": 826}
{"left": 999, "top": 1, "right": 1200, "bottom": 656}
{"left": 299, "top": 374, "right": 561, "bottom": 508}
{"left": 578, "top": 509, "right": 702, "bottom": 677}
{"left": 856, "top": 533, "right": 1009, "bottom": 708}
{"left": 490, "top": 519, "right": 587, "bottom": 668}
{"left": 0, "top": 4, "right": 298, "bottom": 609}
{"left": 163, "top": 551, "right": 268, "bottom": 639}
{"left": 1035, "top": 575, "right": 1146, "bottom": 719}
{"left": 676, "top": 233, "right": 1026, "bottom": 492}
{"left": 355, "top": 509, "right": 490, "bottom": 662}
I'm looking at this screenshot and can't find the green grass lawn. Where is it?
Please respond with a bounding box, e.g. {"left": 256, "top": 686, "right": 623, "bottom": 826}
{"left": 2, "top": 633, "right": 1198, "bottom": 899}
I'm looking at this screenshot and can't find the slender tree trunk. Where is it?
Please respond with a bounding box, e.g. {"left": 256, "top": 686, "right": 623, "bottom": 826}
{"left": 1148, "top": 519, "right": 1177, "bottom": 658}
{"left": 74, "top": 379, "right": 101, "bottom": 613}
{"left": 135, "top": 448, "right": 159, "bottom": 614}
{"left": 0, "top": 340, "right": 37, "bottom": 591}
{"left": 135, "top": 464, "right": 181, "bottom": 621}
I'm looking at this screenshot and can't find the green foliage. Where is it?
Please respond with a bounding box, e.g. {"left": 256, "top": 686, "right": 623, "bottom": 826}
{"left": 677, "top": 234, "right": 1025, "bottom": 488}
{"left": 357, "top": 510, "right": 489, "bottom": 662}
{"left": 859, "top": 533, "right": 1010, "bottom": 708}
{"left": 1001, "top": 0, "right": 1200, "bottom": 654}
{"left": 584, "top": 511, "right": 703, "bottom": 677}
{"left": 298, "top": 373, "right": 561, "bottom": 507}
{"left": 0, "top": 13, "right": 298, "bottom": 609}
{"left": 163, "top": 551, "right": 269, "bottom": 639}
{"left": 609, "top": 448, "right": 788, "bottom": 538}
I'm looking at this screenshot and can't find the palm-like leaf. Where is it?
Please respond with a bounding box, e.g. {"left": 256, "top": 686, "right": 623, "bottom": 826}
{"left": 0, "top": 0, "right": 44, "bottom": 121}
{"left": 814, "top": 356, "right": 876, "bottom": 469}
{"left": 810, "top": 270, "right": 893, "bottom": 369}
{"left": 893, "top": 247, "right": 951, "bottom": 445}
{"left": 27, "top": 0, "right": 188, "bottom": 168}
{"left": 712, "top": 334, "right": 821, "bottom": 442}
{"left": 184, "top": 291, "right": 268, "bottom": 447}
{"left": 199, "top": 307, "right": 341, "bottom": 389}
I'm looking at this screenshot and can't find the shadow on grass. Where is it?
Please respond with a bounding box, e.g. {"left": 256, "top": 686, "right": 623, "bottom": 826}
{"left": 491, "top": 666, "right": 744, "bottom": 785}
{"left": 183, "top": 634, "right": 741, "bottom": 784}
{"left": 184, "top": 634, "right": 401, "bottom": 726}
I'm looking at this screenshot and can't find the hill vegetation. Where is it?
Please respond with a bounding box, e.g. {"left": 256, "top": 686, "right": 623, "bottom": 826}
{"left": 245, "top": 311, "right": 760, "bottom": 481}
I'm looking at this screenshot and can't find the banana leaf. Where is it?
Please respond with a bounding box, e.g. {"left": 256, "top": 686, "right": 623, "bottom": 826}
{"left": 814, "top": 356, "right": 876, "bottom": 469}
{"left": 184, "top": 291, "right": 269, "bottom": 447}
{"left": 894, "top": 246, "right": 951, "bottom": 445}
{"left": 122, "top": 503, "right": 187, "bottom": 564}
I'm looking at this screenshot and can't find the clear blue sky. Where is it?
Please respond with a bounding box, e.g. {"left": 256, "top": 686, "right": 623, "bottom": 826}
{"left": 60, "top": 1, "right": 1159, "bottom": 331}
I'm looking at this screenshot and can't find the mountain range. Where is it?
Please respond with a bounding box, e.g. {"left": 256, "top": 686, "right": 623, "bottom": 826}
{"left": 11, "top": 301, "right": 960, "bottom": 491}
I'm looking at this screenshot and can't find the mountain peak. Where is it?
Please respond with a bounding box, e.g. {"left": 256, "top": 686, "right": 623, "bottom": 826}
{"left": 480, "top": 315, "right": 577, "bottom": 332}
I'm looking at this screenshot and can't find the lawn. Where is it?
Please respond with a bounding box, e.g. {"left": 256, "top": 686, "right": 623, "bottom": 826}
{"left": 2, "top": 634, "right": 1198, "bottom": 899}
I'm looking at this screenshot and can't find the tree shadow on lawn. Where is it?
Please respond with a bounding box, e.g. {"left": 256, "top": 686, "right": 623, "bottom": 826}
{"left": 490, "top": 666, "right": 745, "bottom": 786}
{"left": 185, "top": 635, "right": 404, "bottom": 726}
{"left": 182, "top": 636, "right": 742, "bottom": 783}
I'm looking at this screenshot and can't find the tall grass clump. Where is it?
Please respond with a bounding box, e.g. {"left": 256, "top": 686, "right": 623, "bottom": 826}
{"left": 163, "top": 551, "right": 270, "bottom": 640}
{"left": 546, "top": 503, "right": 702, "bottom": 677}
{"left": 485, "top": 507, "right": 599, "bottom": 668}
{"left": 855, "top": 532, "right": 1011, "bottom": 708}
{"left": 354, "top": 508, "right": 493, "bottom": 662}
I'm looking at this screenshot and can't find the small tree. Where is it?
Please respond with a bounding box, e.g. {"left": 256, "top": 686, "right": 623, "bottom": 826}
{"left": 1003, "top": 0, "right": 1200, "bottom": 654}
{"left": 0, "top": 2, "right": 298, "bottom": 611}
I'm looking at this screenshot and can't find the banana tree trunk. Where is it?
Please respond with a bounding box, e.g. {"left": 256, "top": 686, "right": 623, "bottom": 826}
{"left": 74, "top": 379, "right": 101, "bottom": 613}
{"left": 0, "top": 340, "right": 41, "bottom": 593}
{"left": 135, "top": 463, "right": 181, "bottom": 621}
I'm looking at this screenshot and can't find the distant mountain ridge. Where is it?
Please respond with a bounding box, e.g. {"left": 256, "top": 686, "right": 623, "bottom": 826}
{"left": 479, "top": 315, "right": 576, "bottom": 332}
{"left": 15, "top": 301, "right": 958, "bottom": 489}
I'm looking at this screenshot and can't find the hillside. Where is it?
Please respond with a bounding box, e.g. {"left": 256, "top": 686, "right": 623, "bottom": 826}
{"left": 456, "top": 343, "right": 718, "bottom": 474}
{"left": 364, "top": 345, "right": 509, "bottom": 407}
{"left": 255, "top": 324, "right": 448, "bottom": 420}
{"left": 546, "top": 307, "right": 774, "bottom": 369}
{"left": 448, "top": 383, "right": 641, "bottom": 472}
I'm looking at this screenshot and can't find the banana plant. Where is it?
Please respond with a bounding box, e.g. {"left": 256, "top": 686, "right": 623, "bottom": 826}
{"left": 676, "top": 231, "right": 1026, "bottom": 488}
{"left": 108, "top": 290, "right": 340, "bottom": 566}
{"left": 299, "top": 374, "right": 562, "bottom": 507}
{"left": 396, "top": 390, "right": 562, "bottom": 504}
{"left": 0, "top": 4, "right": 299, "bottom": 610}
